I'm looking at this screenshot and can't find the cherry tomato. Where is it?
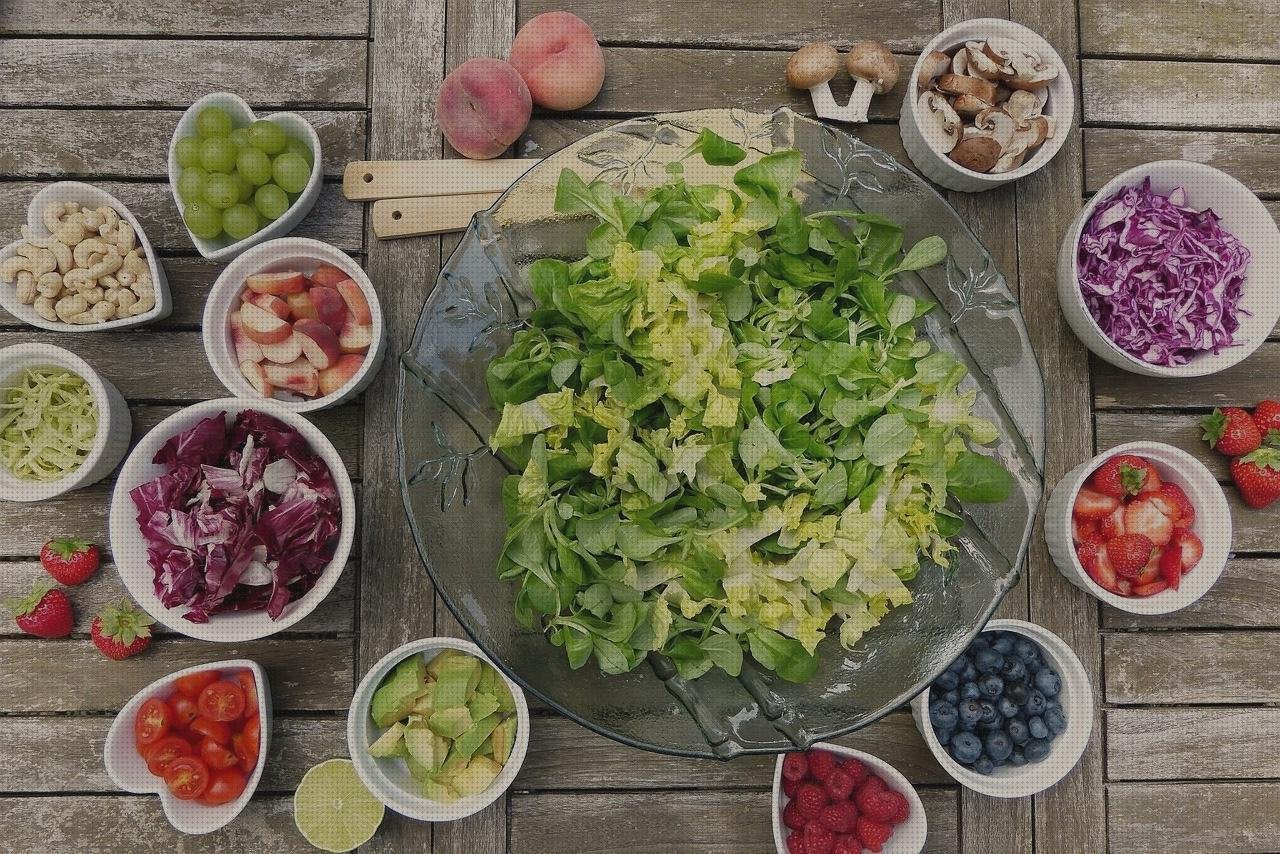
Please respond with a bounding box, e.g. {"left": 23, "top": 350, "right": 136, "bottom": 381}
{"left": 134, "top": 697, "right": 172, "bottom": 748}
{"left": 197, "top": 680, "right": 246, "bottom": 722}
{"left": 235, "top": 670, "right": 259, "bottom": 713}
{"left": 164, "top": 755, "right": 210, "bottom": 800}
{"left": 199, "top": 768, "right": 247, "bottom": 806}
{"left": 200, "top": 736, "right": 239, "bottom": 771}
{"left": 169, "top": 693, "right": 199, "bottom": 728}
{"left": 144, "top": 735, "right": 193, "bottom": 776}
{"left": 174, "top": 670, "right": 220, "bottom": 699}
{"left": 190, "top": 716, "right": 232, "bottom": 745}
{"left": 233, "top": 715, "right": 260, "bottom": 773}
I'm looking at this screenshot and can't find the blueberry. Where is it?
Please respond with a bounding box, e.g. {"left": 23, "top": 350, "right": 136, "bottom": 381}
{"left": 1035, "top": 668, "right": 1062, "bottom": 697}
{"left": 1010, "top": 749, "right": 1027, "bottom": 767}
{"left": 948, "top": 655, "right": 969, "bottom": 674}
{"left": 999, "top": 657, "right": 1028, "bottom": 684}
{"left": 978, "top": 700, "right": 1000, "bottom": 727}
{"left": 992, "top": 635, "right": 1015, "bottom": 655}
{"left": 934, "top": 726, "right": 954, "bottom": 747}
{"left": 998, "top": 697, "right": 1021, "bottom": 719}
{"left": 960, "top": 662, "right": 978, "bottom": 683}
{"left": 958, "top": 699, "right": 984, "bottom": 728}
{"left": 973, "top": 756, "right": 995, "bottom": 775}
{"left": 1006, "top": 719, "right": 1030, "bottom": 745}
{"left": 1045, "top": 706, "right": 1068, "bottom": 735}
{"left": 1026, "top": 658, "right": 1045, "bottom": 675}
{"left": 984, "top": 731, "right": 1013, "bottom": 762}
{"left": 1047, "top": 698, "right": 1063, "bottom": 713}
{"left": 1024, "top": 689, "right": 1048, "bottom": 717}
{"left": 935, "top": 670, "right": 960, "bottom": 691}
{"left": 959, "top": 681, "right": 981, "bottom": 701}
{"left": 1005, "top": 682, "right": 1029, "bottom": 705}
{"left": 969, "top": 636, "right": 991, "bottom": 652}
{"left": 1025, "top": 738, "right": 1052, "bottom": 763}
{"left": 930, "top": 700, "right": 959, "bottom": 730}
{"left": 943, "top": 689, "right": 960, "bottom": 705}
{"left": 1028, "top": 716, "right": 1049, "bottom": 740}
{"left": 979, "top": 674, "right": 1005, "bottom": 699}
{"left": 975, "top": 648, "right": 1004, "bottom": 674}
{"left": 951, "top": 730, "right": 983, "bottom": 765}
{"left": 1014, "top": 638, "right": 1040, "bottom": 665}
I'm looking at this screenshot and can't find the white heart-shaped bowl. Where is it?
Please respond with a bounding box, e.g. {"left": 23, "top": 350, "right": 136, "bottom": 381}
{"left": 168, "top": 92, "right": 323, "bottom": 262}
{"left": 107, "top": 398, "right": 354, "bottom": 641}
{"left": 203, "top": 237, "right": 387, "bottom": 412}
{"left": 0, "top": 181, "right": 171, "bottom": 331}
{"left": 347, "top": 638, "right": 531, "bottom": 823}
{"left": 0, "top": 343, "right": 131, "bottom": 502}
{"left": 104, "top": 659, "right": 272, "bottom": 835}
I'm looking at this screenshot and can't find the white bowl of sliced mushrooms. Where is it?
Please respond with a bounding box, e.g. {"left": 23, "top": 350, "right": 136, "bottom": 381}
{"left": 900, "top": 18, "right": 1073, "bottom": 192}
{"left": 0, "top": 182, "right": 171, "bottom": 331}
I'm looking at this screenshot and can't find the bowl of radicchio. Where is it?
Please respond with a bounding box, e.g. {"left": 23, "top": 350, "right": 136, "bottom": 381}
{"left": 108, "top": 398, "right": 354, "bottom": 642}
{"left": 1057, "top": 160, "right": 1280, "bottom": 378}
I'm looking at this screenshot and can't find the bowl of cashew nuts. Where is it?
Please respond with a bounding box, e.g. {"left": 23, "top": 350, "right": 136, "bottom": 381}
{"left": 0, "top": 181, "right": 171, "bottom": 331}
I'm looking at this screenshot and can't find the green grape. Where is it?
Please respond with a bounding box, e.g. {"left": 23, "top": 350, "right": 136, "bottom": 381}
{"left": 272, "top": 152, "right": 311, "bottom": 195}
{"left": 285, "top": 137, "right": 313, "bottom": 166}
{"left": 248, "top": 120, "right": 287, "bottom": 155}
{"left": 254, "top": 184, "right": 290, "bottom": 221}
{"left": 184, "top": 200, "right": 223, "bottom": 240}
{"left": 222, "top": 203, "right": 260, "bottom": 240}
{"left": 203, "top": 172, "right": 240, "bottom": 209}
{"left": 236, "top": 171, "right": 256, "bottom": 202}
{"left": 176, "top": 136, "right": 203, "bottom": 169}
{"left": 229, "top": 127, "right": 253, "bottom": 150}
{"left": 237, "top": 148, "right": 273, "bottom": 186}
{"left": 177, "top": 166, "right": 208, "bottom": 202}
{"left": 199, "top": 136, "right": 238, "bottom": 173}
{"left": 195, "top": 106, "right": 234, "bottom": 139}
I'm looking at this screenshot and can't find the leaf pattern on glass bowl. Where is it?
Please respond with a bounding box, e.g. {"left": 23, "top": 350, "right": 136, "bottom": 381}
{"left": 945, "top": 254, "right": 1018, "bottom": 323}
{"left": 405, "top": 419, "right": 489, "bottom": 511}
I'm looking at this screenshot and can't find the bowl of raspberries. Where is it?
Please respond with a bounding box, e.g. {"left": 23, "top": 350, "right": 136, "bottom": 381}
{"left": 772, "top": 743, "right": 927, "bottom": 853}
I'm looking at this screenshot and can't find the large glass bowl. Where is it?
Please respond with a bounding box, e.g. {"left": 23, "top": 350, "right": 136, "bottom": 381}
{"left": 397, "top": 108, "right": 1045, "bottom": 759}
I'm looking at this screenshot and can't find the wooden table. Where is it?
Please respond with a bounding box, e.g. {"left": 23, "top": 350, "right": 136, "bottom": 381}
{"left": 3, "top": 1, "right": 1278, "bottom": 851}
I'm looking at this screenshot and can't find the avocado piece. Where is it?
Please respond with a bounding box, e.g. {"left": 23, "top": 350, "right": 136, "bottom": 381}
{"left": 489, "top": 717, "right": 516, "bottom": 764}
{"left": 438, "top": 751, "right": 470, "bottom": 777}
{"left": 475, "top": 664, "right": 500, "bottom": 698}
{"left": 453, "top": 713, "right": 502, "bottom": 762}
{"left": 368, "top": 722, "right": 405, "bottom": 758}
{"left": 467, "top": 691, "right": 499, "bottom": 723}
{"left": 410, "top": 683, "right": 436, "bottom": 716}
{"left": 425, "top": 648, "right": 463, "bottom": 680}
{"left": 433, "top": 655, "right": 481, "bottom": 710}
{"left": 404, "top": 751, "right": 433, "bottom": 781}
{"left": 404, "top": 726, "right": 437, "bottom": 770}
{"left": 428, "top": 706, "right": 473, "bottom": 739}
{"left": 422, "top": 779, "right": 459, "bottom": 803}
{"left": 433, "top": 733, "right": 451, "bottom": 770}
{"left": 488, "top": 672, "right": 516, "bottom": 714}
{"left": 452, "top": 756, "right": 502, "bottom": 797}
{"left": 370, "top": 655, "right": 429, "bottom": 727}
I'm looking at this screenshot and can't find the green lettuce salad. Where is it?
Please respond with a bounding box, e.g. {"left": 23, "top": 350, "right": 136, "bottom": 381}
{"left": 486, "top": 129, "right": 1013, "bottom": 683}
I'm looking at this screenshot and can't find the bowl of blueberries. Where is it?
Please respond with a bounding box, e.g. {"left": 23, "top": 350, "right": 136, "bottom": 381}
{"left": 910, "top": 619, "right": 1093, "bottom": 798}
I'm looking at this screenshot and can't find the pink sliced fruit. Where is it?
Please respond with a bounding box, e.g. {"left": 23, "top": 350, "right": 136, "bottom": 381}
{"left": 242, "top": 291, "right": 290, "bottom": 320}
{"left": 246, "top": 270, "right": 306, "bottom": 296}
{"left": 286, "top": 291, "right": 319, "bottom": 321}
{"left": 1170, "top": 529, "right": 1204, "bottom": 572}
{"left": 1100, "top": 505, "right": 1126, "bottom": 539}
{"left": 264, "top": 358, "right": 319, "bottom": 397}
{"left": 310, "top": 286, "right": 348, "bottom": 334}
{"left": 260, "top": 331, "right": 304, "bottom": 364}
{"left": 1073, "top": 487, "right": 1119, "bottom": 520}
{"left": 1086, "top": 545, "right": 1121, "bottom": 593}
{"left": 1124, "top": 495, "right": 1174, "bottom": 547}
{"left": 239, "top": 361, "right": 275, "bottom": 398}
{"left": 310, "top": 264, "right": 349, "bottom": 287}
{"left": 335, "top": 279, "right": 373, "bottom": 326}
{"left": 319, "top": 354, "right": 364, "bottom": 396}
{"left": 294, "top": 319, "right": 341, "bottom": 371}
{"left": 338, "top": 322, "right": 373, "bottom": 354}
{"left": 229, "top": 312, "right": 264, "bottom": 363}
{"left": 240, "top": 302, "right": 293, "bottom": 345}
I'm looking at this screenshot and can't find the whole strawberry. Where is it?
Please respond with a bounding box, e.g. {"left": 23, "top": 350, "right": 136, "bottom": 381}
{"left": 90, "top": 600, "right": 155, "bottom": 660}
{"left": 1254, "top": 400, "right": 1280, "bottom": 446}
{"left": 1231, "top": 448, "right": 1280, "bottom": 510}
{"left": 4, "top": 582, "right": 74, "bottom": 638}
{"left": 1202, "top": 407, "right": 1262, "bottom": 457}
{"left": 39, "top": 538, "right": 100, "bottom": 586}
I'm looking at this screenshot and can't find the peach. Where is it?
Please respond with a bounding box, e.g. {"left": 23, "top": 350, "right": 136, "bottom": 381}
{"left": 310, "top": 286, "right": 348, "bottom": 334}
{"left": 437, "top": 58, "right": 532, "bottom": 160}
{"left": 509, "top": 12, "right": 605, "bottom": 111}
{"left": 230, "top": 311, "right": 264, "bottom": 363}
{"left": 295, "top": 318, "right": 342, "bottom": 370}
{"left": 286, "top": 291, "right": 319, "bottom": 321}
{"left": 246, "top": 270, "right": 307, "bottom": 296}
{"left": 319, "top": 354, "right": 364, "bottom": 396}
{"left": 260, "top": 331, "right": 304, "bottom": 364}
{"left": 264, "top": 358, "right": 319, "bottom": 397}
{"left": 239, "top": 361, "right": 275, "bottom": 398}
{"left": 335, "top": 279, "right": 373, "bottom": 326}
{"left": 338, "top": 322, "right": 373, "bottom": 354}
{"left": 243, "top": 290, "right": 290, "bottom": 320}
{"left": 310, "top": 264, "right": 349, "bottom": 287}
{"left": 241, "top": 302, "right": 293, "bottom": 345}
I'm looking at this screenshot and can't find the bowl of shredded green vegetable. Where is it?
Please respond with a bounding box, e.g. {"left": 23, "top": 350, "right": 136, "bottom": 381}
{"left": 397, "top": 108, "right": 1046, "bottom": 758}
{"left": 0, "top": 343, "right": 131, "bottom": 502}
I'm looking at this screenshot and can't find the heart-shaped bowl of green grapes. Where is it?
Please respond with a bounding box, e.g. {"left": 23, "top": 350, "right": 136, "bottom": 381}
{"left": 168, "top": 92, "right": 323, "bottom": 262}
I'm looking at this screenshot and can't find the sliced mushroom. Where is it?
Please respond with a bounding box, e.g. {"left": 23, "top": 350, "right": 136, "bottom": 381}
{"left": 916, "top": 50, "right": 951, "bottom": 90}
{"left": 936, "top": 73, "right": 998, "bottom": 103}
{"left": 974, "top": 107, "right": 1017, "bottom": 150}
{"left": 952, "top": 93, "right": 993, "bottom": 117}
{"left": 917, "top": 91, "right": 963, "bottom": 154}
{"left": 965, "top": 44, "right": 1007, "bottom": 81}
{"left": 1018, "top": 115, "right": 1052, "bottom": 148}
{"left": 991, "top": 149, "right": 1028, "bottom": 174}
{"left": 1006, "top": 57, "right": 1057, "bottom": 91}
{"left": 951, "top": 47, "right": 969, "bottom": 76}
{"left": 1004, "top": 89, "right": 1042, "bottom": 122}
{"left": 982, "top": 37, "right": 1025, "bottom": 67}
{"left": 949, "top": 136, "right": 1002, "bottom": 173}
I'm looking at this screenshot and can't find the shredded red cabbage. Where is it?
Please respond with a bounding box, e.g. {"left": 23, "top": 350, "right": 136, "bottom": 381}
{"left": 130, "top": 411, "right": 341, "bottom": 622}
{"left": 1078, "top": 178, "right": 1251, "bottom": 367}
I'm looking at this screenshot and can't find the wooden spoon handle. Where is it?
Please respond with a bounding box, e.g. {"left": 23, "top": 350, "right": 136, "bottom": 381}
{"left": 371, "top": 192, "right": 501, "bottom": 239}
{"left": 344, "top": 159, "right": 537, "bottom": 201}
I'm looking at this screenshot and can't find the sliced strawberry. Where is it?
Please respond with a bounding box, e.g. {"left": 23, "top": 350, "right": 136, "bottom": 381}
{"left": 1107, "top": 533, "right": 1157, "bottom": 579}
{"left": 1124, "top": 496, "right": 1174, "bottom": 547}
{"left": 1159, "top": 543, "right": 1183, "bottom": 590}
{"left": 1100, "top": 505, "right": 1127, "bottom": 539}
{"left": 1135, "top": 549, "right": 1162, "bottom": 585}
{"left": 1116, "top": 579, "right": 1133, "bottom": 596}
{"left": 1158, "top": 482, "right": 1196, "bottom": 527}
{"left": 1139, "top": 464, "right": 1163, "bottom": 494}
{"left": 1087, "top": 546, "right": 1121, "bottom": 593}
{"left": 1171, "top": 529, "right": 1204, "bottom": 574}
{"left": 1074, "top": 487, "right": 1120, "bottom": 520}
{"left": 1076, "top": 541, "right": 1101, "bottom": 573}
{"left": 1133, "top": 580, "right": 1169, "bottom": 597}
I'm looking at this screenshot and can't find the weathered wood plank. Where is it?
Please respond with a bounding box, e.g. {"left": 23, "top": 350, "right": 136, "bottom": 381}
{"left": 0, "top": 40, "right": 367, "bottom": 108}
{"left": 1080, "top": 0, "right": 1280, "bottom": 62}
{"left": 1084, "top": 128, "right": 1280, "bottom": 197}
{"left": 509, "top": 788, "right": 959, "bottom": 853}
{"left": 2, "top": 715, "right": 345, "bottom": 793}
{"left": 1, "top": 0, "right": 367, "bottom": 37}
{"left": 0, "top": 181, "right": 364, "bottom": 252}
{"left": 1095, "top": 345, "right": 1280, "bottom": 410}
{"left": 1107, "top": 707, "right": 1280, "bottom": 781}
{"left": 1083, "top": 59, "right": 1280, "bottom": 129}
{"left": 0, "top": 109, "right": 366, "bottom": 179}
{"left": 1102, "top": 559, "right": 1280, "bottom": 630}
{"left": 518, "top": 0, "right": 941, "bottom": 52}
{"left": 1109, "top": 782, "right": 1280, "bottom": 853}
{"left": 1105, "top": 631, "right": 1280, "bottom": 704}
{"left": 1096, "top": 411, "right": 1228, "bottom": 480}
{"left": 0, "top": 637, "right": 353, "bottom": 711}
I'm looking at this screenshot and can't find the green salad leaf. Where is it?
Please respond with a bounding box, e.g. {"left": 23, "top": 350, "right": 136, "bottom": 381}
{"left": 486, "top": 129, "right": 1013, "bottom": 683}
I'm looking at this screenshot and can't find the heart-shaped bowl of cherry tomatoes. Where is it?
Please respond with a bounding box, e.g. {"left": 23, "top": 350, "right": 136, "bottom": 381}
{"left": 104, "top": 660, "right": 270, "bottom": 834}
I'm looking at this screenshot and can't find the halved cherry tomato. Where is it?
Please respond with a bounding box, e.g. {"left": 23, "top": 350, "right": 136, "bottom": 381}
{"left": 144, "top": 735, "right": 193, "bottom": 776}
{"left": 200, "top": 736, "right": 239, "bottom": 771}
{"left": 235, "top": 670, "right": 258, "bottom": 713}
{"left": 134, "top": 697, "right": 172, "bottom": 747}
{"left": 174, "top": 670, "right": 220, "bottom": 699}
{"left": 197, "top": 680, "right": 246, "bottom": 722}
{"left": 199, "top": 768, "right": 247, "bottom": 806}
{"left": 190, "top": 716, "right": 232, "bottom": 745}
{"left": 164, "top": 755, "right": 210, "bottom": 800}
{"left": 232, "top": 715, "right": 260, "bottom": 773}
{"left": 169, "top": 693, "right": 199, "bottom": 728}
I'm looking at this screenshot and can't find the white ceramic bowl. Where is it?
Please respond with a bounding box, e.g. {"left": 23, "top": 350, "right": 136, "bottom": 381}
{"left": 0, "top": 181, "right": 171, "bottom": 331}
{"left": 1056, "top": 160, "right": 1280, "bottom": 377}
{"left": 0, "top": 343, "right": 131, "bottom": 502}
{"left": 104, "top": 659, "right": 271, "bottom": 835}
{"left": 107, "top": 398, "right": 354, "bottom": 641}
{"left": 202, "top": 237, "right": 386, "bottom": 412}
{"left": 900, "top": 18, "right": 1074, "bottom": 192}
{"left": 168, "top": 92, "right": 323, "bottom": 262}
{"left": 1045, "top": 441, "right": 1232, "bottom": 614}
{"left": 911, "top": 619, "right": 1092, "bottom": 798}
{"left": 347, "top": 638, "right": 530, "bottom": 823}
{"left": 771, "top": 743, "right": 927, "bottom": 853}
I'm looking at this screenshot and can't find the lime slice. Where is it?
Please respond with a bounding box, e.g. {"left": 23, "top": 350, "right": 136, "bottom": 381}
{"left": 294, "top": 759, "right": 385, "bottom": 852}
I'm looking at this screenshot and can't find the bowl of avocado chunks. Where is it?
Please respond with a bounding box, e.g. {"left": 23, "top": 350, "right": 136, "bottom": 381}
{"left": 347, "top": 638, "right": 530, "bottom": 821}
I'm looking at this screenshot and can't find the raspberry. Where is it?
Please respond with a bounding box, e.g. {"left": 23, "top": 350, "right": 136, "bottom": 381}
{"left": 794, "top": 783, "right": 829, "bottom": 819}
{"left": 823, "top": 767, "right": 854, "bottom": 802}
{"left": 818, "top": 801, "right": 859, "bottom": 833}
{"left": 785, "top": 830, "right": 809, "bottom": 854}
{"left": 856, "top": 816, "right": 894, "bottom": 852}
{"left": 782, "top": 776, "right": 800, "bottom": 798}
{"left": 782, "top": 751, "right": 810, "bottom": 782}
{"left": 832, "top": 835, "right": 861, "bottom": 854}
{"left": 886, "top": 790, "right": 910, "bottom": 825}
{"left": 841, "top": 757, "right": 869, "bottom": 788}
{"left": 804, "top": 823, "right": 835, "bottom": 854}
{"left": 807, "top": 749, "right": 840, "bottom": 783}
{"left": 855, "top": 784, "right": 899, "bottom": 824}
{"left": 783, "top": 799, "right": 809, "bottom": 831}
{"left": 855, "top": 774, "right": 884, "bottom": 799}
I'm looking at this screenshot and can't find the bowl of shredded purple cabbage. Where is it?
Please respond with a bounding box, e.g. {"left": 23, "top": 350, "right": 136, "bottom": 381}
{"left": 109, "top": 398, "right": 354, "bottom": 641}
{"left": 1058, "top": 160, "right": 1280, "bottom": 377}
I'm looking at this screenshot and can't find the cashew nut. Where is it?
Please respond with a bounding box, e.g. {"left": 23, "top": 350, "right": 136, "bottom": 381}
{"left": 15, "top": 270, "right": 37, "bottom": 304}
{"left": 34, "top": 296, "right": 58, "bottom": 322}
{"left": 131, "top": 271, "right": 154, "bottom": 297}
{"left": 100, "top": 273, "right": 120, "bottom": 291}
{"left": 86, "top": 247, "right": 122, "bottom": 279}
{"left": 89, "top": 300, "right": 117, "bottom": 322}
{"left": 54, "top": 293, "right": 88, "bottom": 321}
{"left": 121, "top": 250, "right": 148, "bottom": 279}
{"left": 81, "top": 285, "right": 104, "bottom": 305}
{"left": 124, "top": 284, "right": 155, "bottom": 317}
{"left": 63, "top": 268, "right": 96, "bottom": 292}
{"left": 16, "top": 244, "right": 57, "bottom": 277}
{"left": 114, "top": 221, "right": 136, "bottom": 254}
{"left": 37, "top": 271, "right": 63, "bottom": 299}
{"left": 43, "top": 203, "right": 88, "bottom": 246}
{"left": 81, "top": 208, "right": 104, "bottom": 231}
{"left": 73, "top": 237, "right": 109, "bottom": 269}
{"left": 116, "top": 270, "right": 136, "bottom": 289}
{"left": 0, "top": 255, "right": 30, "bottom": 284}
{"left": 96, "top": 206, "right": 120, "bottom": 236}
{"left": 115, "top": 288, "right": 138, "bottom": 313}
{"left": 68, "top": 310, "right": 99, "bottom": 325}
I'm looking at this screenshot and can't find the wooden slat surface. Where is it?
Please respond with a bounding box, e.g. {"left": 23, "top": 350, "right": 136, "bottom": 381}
{"left": 1083, "top": 59, "right": 1280, "bottom": 128}
{"left": 1084, "top": 128, "right": 1280, "bottom": 197}
{"left": 1095, "top": 346, "right": 1280, "bottom": 410}
{"left": 1105, "top": 631, "right": 1280, "bottom": 704}
{"left": 0, "top": 0, "right": 369, "bottom": 37}
{"left": 1107, "top": 707, "right": 1280, "bottom": 781}
{"left": 1101, "top": 559, "right": 1280, "bottom": 629}
{"left": 1080, "top": 0, "right": 1280, "bottom": 62}
{"left": 1109, "top": 782, "right": 1280, "bottom": 853}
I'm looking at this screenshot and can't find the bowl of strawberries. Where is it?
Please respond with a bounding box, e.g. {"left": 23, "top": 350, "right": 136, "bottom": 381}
{"left": 1045, "top": 442, "right": 1232, "bottom": 614}
{"left": 772, "top": 744, "right": 927, "bottom": 854}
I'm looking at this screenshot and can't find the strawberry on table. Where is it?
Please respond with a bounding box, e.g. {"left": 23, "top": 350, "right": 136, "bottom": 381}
{"left": 91, "top": 600, "right": 155, "bottom": 660}
{"left": 39, "top": 538, "right": 101, "bottom": 586}
{"left": 4, "top": 583, "right": 74, "bottom": 638}
{"left": 1202, "top": 407, "right": 1263, "bottom": 457}
{"left": 1089, "top": 454, "right": 1156, "bottom": 499}
{"left": 1231, "top": 448, "right": 1280, "bottom": 510}
{"left": 1252, "top": 400, "right": 1280, "bottom": 446}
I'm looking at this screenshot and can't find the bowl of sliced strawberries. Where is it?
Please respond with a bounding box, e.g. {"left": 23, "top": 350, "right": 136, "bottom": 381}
{"left": 1046, "top": 442, "right": 1232, "bottom": 614}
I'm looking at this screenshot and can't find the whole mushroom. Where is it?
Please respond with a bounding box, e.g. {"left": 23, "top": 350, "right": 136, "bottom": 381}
{"left": 844, "top": 41, "right": 899, "bottom": 122}
{"left": 785, "top": 42, "right": 845, "bottom": 121}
